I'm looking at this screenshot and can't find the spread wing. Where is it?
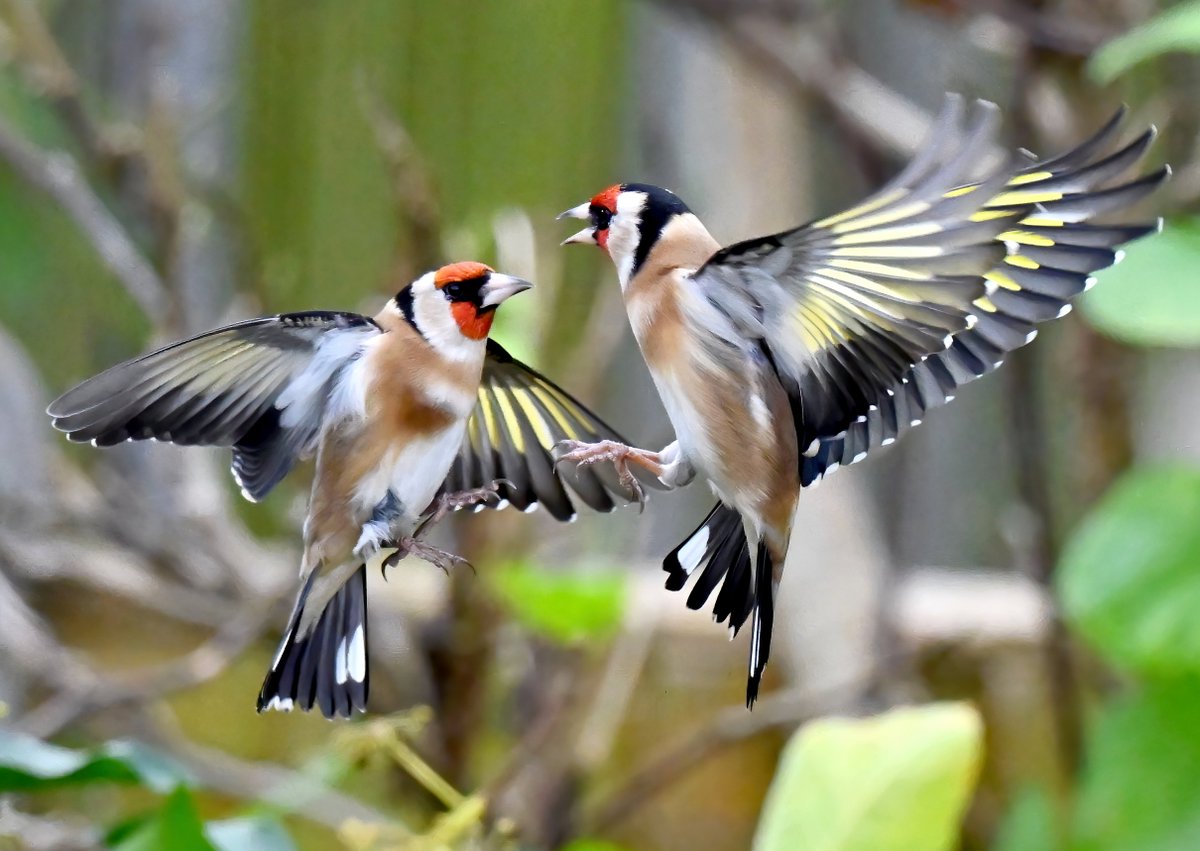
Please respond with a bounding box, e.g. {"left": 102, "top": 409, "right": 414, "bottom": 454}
{"left": 47, "top": 311, "right": 380, "bottom": 500}
{"left": 443, "top": 340, "right": 654, "bottom": 521}
{"left": 800, "top": 108, "right": 1168, "bottom": 486}
{"left": 693, "top": 96, "right": 1030, "bottom": 453}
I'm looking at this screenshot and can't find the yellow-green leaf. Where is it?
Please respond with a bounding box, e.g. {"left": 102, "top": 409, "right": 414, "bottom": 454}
{"left": 1089, "top": 1, "right": 1200, "bottom": 83}
{"left": 754, "top": 703, "right": 983, "bottom": 851}
{"left": 490, "top": 562, "right": 625, "bottom": 644}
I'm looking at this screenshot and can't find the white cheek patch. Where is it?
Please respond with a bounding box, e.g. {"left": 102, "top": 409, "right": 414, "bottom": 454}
{"left": 610, "top": 191, "right": 647, "bottom": 289}
{"left": 413, "top": 287, "right": 473, "bottom": 359}
{"left": 408, "top": 274, "right": 488, "bottom": 362}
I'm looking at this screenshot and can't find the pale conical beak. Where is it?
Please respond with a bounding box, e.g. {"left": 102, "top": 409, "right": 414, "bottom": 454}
{"left": 558, "top": 201, "right": 597, "bottom": 246}
{"left": 557, "top": 202, "right": 590, "bottom": 221}
{"left": 480, "top": 273, "right": 533, "bottom": 308}
{"left": 561, "top": 227, "right": 596, "bottom": 246}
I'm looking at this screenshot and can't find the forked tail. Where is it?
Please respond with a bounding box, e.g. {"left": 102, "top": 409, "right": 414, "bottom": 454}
{"left": 257, "top": 565, "right": 369, "bottom": 719}
{"left": 664, "top": 503, "right": 777, "bottom": 707}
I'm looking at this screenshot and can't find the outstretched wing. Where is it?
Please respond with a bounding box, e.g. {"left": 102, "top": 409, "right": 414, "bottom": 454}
{"left": 800, "top": 108, "right": 1168, "bottom": 486}
{"left": 47, "top": 311, "right": 380, "bottom": 500}
{"left": 443, "top": 340, "right": 654, "bottom": 521}
{"left": 694, "top": 96, "right": 1030, "bottom": 452}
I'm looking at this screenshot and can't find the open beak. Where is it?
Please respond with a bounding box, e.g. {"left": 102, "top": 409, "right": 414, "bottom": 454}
{"left": 558, "top": 202, "right": 596, "bottom": 246}
{"left": 480, "top": 273, "right": 533, "bottom": 309}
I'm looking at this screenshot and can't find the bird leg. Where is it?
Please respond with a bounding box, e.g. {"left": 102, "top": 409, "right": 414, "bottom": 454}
{"left": 380, "top": 482, "right": 511, "bottom": 576}
{"left": 555, "top": 439, "right": 665, "bottom": 508}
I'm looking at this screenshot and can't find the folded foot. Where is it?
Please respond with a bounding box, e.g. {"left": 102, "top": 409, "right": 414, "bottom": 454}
{"left": 383, "top": 538, "right": 473, "bottom": 575}
{"left": 422, "top": 480, "right": 512, "bottom": 531}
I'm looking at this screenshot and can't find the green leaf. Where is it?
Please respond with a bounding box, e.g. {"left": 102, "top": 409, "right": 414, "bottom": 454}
{"left": 113, "top": 787, "right": 216, "bottom": 851}
{"left": 754, "top": 702, "right": 983, "bottom": 851}
{"left": 560, "top": 841, "right": 634, "bottom": 851}
{"left": 0, "top": 730, "right": 192, "bottom": 793}
{"left": 1083, "top": 222, "right": 1200, "bottom": 347}
{"left": 993, "top": 786, "right": 1060, "bottom": 851}
{"left": 1071, "top": 678, "right": 1200, "bottom": 851}
{"left": 207, "top": 816, "right": 297, "bottom": 851}
{"left": 1058, "top": 466, "right": 1200, "bottom": 676}
{"left": 1089, "top": 1, "right": 1200, "bottom": 83}
{"left": 489, "top": 562, "right": 625, "bottom": 643}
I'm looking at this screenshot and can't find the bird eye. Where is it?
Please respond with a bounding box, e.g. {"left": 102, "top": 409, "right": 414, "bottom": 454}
{"left": 590, "top": 205, "right": 613, "bottom": 230}
{"left": 443, "top": 282, "right": 464, "bottom": 300}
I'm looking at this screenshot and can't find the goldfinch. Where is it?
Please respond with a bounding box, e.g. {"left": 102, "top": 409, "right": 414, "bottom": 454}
{"left": 559, "top": 99, "right": 1168, "bottom": 706}
{"left": 48, "top": 261, "right": 640, "bottom": 718}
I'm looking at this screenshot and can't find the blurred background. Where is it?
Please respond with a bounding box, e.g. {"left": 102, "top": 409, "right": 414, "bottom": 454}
{"left": 0, "top": 1, "right": 1196, "bottom": 849}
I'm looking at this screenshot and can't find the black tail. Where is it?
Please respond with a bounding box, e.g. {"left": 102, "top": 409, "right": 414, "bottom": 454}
{"left": 745, "top": 541, "right": 775, "bottom": 708}
{"left": 257, "top": 565, "right": 369, "bottom": 719}
{"left": 663, "top": 504, "right": 776, "bottom": 707}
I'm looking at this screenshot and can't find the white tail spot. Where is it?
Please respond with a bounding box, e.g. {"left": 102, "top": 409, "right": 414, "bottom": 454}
{"left": 348, "top": 624, "right": 367, "bottom": 682}
{"left": 676, "top": 526, "right": 710, "bottom": 575}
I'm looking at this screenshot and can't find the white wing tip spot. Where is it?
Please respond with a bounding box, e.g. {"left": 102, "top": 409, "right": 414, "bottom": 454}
{"left": 851, "top": 451, "right": 868, "bottom": 464}
{"left": 1113, "top": 249, "right": 1126, "bottom": 266}
{"left": 1056, "top": 304, "right": 1073, "bottom": 319}
{"left": 881, "top": 437, "right": 896, "bottom": 446}
{"left": 1084, "top": 276, "right": 1098, "bottom": 291}
{"left": 803, "top": 439, "right": 820, "bottom": 458}
{"left": 265, "top": 696, "right": 294, "bottom": 713}
{"left": 910, "top": 419, "right": 922, "bottom": 427}
{"left": 1025, "top": 329, "right": 1039, "bottom": 344}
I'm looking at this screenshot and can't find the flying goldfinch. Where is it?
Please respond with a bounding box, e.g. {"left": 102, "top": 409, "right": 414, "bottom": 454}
{"left": 49, "top": 261, "right": 640, "bottom": 718}
{"left": 558, "top": 99, "right": 1167, "bottom": 705}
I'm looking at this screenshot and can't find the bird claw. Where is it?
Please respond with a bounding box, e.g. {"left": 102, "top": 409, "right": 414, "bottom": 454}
{"left": 555, "top": 439, "right": 648, "bottom": 511}
{"left": 426, "top": 480, "right": 512, "bottom": 527}
{"left": 384, "top": 537, "right": 475, "bottom": 576}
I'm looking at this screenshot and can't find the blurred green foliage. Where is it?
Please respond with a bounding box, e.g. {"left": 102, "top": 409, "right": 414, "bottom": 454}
{"left": 1059, "top": 466, "right": 1200, "bottom": 677}
{"left": 0, "top": 731, "right": 296, "bottom": 850}
{"left": 241, "top": 1, "right": 624, "bottom": 318}
{"left": 0, "top": 730, "right": 190, "bottom": 794}
{"left": 489, "top": 561, "right": 627, "bottom": 644}
{"left": 1083, "top": 221, "right": 1200, "bottom": 347}
{"left": 1071, "top": 678, "right": 1200, "bottom": 850}
{"left": 754, "top": 703, "right": 983, "bottom": 851}
{"left": 1089, "top": 0, "right": 1200, "bottom": 83}
{"left": 1036, "top": 461, "right": 1200, "bottom": 850}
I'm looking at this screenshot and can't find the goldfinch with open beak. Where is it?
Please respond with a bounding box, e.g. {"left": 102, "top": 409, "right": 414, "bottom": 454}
{"left": 48, "top": 261, "right": 641, "bottom": 718}
{"left": 560, "top": 98, "right": 1167, "bottom": 706}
